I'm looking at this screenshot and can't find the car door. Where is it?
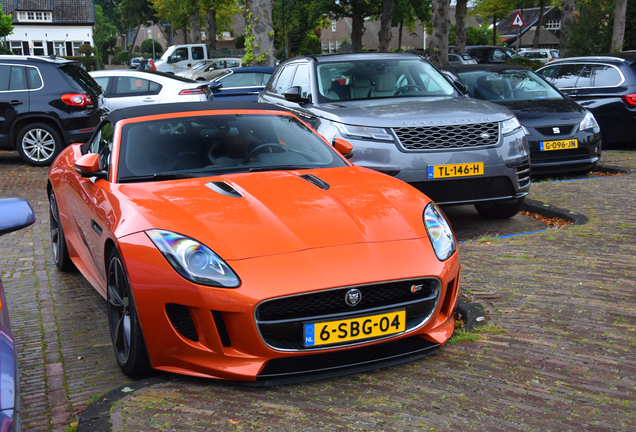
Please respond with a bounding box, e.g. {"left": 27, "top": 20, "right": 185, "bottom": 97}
{"left": 107, "top": 75, "right": 163, "bottom": 110}
{"left": 0, "top": 64, "right": 30, "bottom": 149}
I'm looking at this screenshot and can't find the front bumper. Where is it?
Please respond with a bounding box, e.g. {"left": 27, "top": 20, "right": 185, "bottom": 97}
{"left": 527, "top": 125, "right": 602, "bottom": 174}
{"left": 117, "top": 233, "right": 461, "bottom": 383}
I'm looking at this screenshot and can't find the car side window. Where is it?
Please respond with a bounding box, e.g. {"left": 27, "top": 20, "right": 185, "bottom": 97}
{"left": 291, "top": 64, "right": 310, "bottom": 98}
{"left": 492, "top": 49, "right": 508, "bottom": 61}
{"left": 93, "top": 76, "right": 110, "bottom": 92}
{"left": 227, "top": 60, "right": 241, "bottom": 68}
{"left": 537, "top": 65, "right": 557, "bottom": 81}
{"left": 551, "top": 64, "right": 586, "bottom": 88}
{"left": 89, "top": 122, "right": 115, "bottom": 171}
{"left": 538, "top": 52, "right": 548, "bottom": 59}
{"left": 575, "top": 65, "right": 593, "bottom": 88}
{"left": 5, "top": 66, "right": 27, "bottom": 91}
{"left": 273, "top": 66, "right": 296, "bottom": 95}
{"left": 192, "top": 46, "right": 204, "bottom": 60}
{"left": 26, "top": 67, "right": 42, "bottom": 89}
{"left": 265, "top": 67, "right": 284, "bottom": 92}
{"left": 593, "top": 65, "right": 622, "bottom": 87}
{"left": 171, "top": 48, "right": 188, "bottom": 62}
{"left": 115, "top": 77, "right": 161, "bottom": 95}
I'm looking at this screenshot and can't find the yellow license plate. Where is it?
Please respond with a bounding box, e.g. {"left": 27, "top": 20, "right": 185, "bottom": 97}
{"left": 428, "top": 162, "right": 484, "bottom": 179}
{"left": 540, "top": 139, "right": 578, "bottom": 151}
{"left": 303, "top": 310, "right": 406, "bottom": 347}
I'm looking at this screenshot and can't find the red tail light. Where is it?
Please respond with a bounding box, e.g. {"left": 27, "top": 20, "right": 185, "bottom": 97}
{"left": 548, "top": 58, "right": 553, "bottom": 62}
{"left": 179, "top": 88, "right": 206, "bottom": 95}
{"left": 622, "top": 93, "right": 636, "bottom": 106}
{"left": 61, "top": 93, "right": 92, "bottom": 106}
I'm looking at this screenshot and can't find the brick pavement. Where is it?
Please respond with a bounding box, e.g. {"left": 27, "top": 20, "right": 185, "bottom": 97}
{"left": 1, "top": 149, "right": 635, "bottom": 431}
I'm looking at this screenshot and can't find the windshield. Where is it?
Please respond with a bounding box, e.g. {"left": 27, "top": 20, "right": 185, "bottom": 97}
{"left": 316, "top": 58, "right": 456, "bottom": 103}
{"left": 117, "top": 113, "right": 347, "bottom": 182}
{"left": 159, "top": 46, "right": 175, "bottom": 62}
{"left": 191, "top": 61, "right": 211, "bottom": 70}
{"left": 456, "top": 69, "right": 562, "bottom": 102}
{"left": 59, "top": 63, "right": 102, "bottom": 94}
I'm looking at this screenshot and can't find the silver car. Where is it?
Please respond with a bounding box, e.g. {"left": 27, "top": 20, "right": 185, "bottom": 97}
{"left": 259, "top": 53, "right": 530, "bottom": 218}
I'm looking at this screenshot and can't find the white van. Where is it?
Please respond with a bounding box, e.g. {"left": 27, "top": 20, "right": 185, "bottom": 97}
{"left": 154, "top": 44, "right": 210, "bottom": 74}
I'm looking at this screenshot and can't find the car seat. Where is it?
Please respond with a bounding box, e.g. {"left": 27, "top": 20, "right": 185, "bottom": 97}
{"left": 350, "top": 75, "right": 371, "bottom": 99}
{"left": 371, "top": 71, "right": 396, "bottom": 97}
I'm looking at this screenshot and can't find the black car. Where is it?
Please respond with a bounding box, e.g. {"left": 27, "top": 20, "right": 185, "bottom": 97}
{"left": 537, "top": 53, "right": 636, "bottom": 148}
{"left": 465, "top": 46, "right": 517, "bottom": 64}
{"left": 0, "top": 55, "right": 107, "bottom": 165}
{"left": 443, "top": 64, "right": 602, "bottom": 175}
{"left": 209, "top": 66, "right": 276, "bottom": 101}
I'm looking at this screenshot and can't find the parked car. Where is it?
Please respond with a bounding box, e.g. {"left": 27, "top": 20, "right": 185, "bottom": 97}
{"left": 0, "top": 198, "right": 36, "bottom": 432}
{"left": 89, "top": 70, "right": 213, "bottom": 111}
{"left": 173, "top": 60, "right": 213, "bottom": 77}
{"left": 465, "top": 46, "right": 517, "bottom": 64}
{"left": 517, "top": 49, "right": 559, "bottom": 64}
{"left": 130, "top": 57, "right": 142, "bottom": 69}
{"left": 0, "top": 55, "right": 106, "bottom": 166}
{"left": 209, "top": 67, "right": 275, "bottom": 101}
{"left": 155, "top": 44, "right": 213, "bottom": 74}
{"left": 176, "top": 57, "right": 242, "bottom": 81}
{"left": 537, "top": 53, "right": 636, "bottom": 147}
{"left": 259, "top": 53, "right": 530, "bottom": 218}
{"left": 47, "top": 101, "right": 460, "bottom": 383}
{"left": 449, "top": 53, "right": 478, "bottom": 65}
{"left": 443, "top": 64, "right": 602, "bottom": 175}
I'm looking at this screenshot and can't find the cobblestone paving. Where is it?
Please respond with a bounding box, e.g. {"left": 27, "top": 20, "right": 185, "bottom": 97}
{"left": 1, "top": 149, "right": 635, "bottom": 431}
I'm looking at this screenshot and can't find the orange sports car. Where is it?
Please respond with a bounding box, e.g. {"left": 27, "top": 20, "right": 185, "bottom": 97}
{"left": 47, "top": 102, "right": 460, "bottom": 385}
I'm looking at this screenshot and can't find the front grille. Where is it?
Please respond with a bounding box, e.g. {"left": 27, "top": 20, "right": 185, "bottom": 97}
{"left": 256, "top": 279, "right": 440, "bottom": 351}
{"left": 166, "top": 304, "right": 199, "bottom": 342}
{"left": 410, "top": 176, "right": 516, "bottom": 204}
{"left": 393, "top": 122, "right": 500, "bottom": 150}
{"left": 535, "top": 125, "right": 575, "bottom": 136}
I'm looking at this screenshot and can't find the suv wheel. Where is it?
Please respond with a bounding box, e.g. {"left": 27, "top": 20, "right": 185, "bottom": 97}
{"left": 17, "top": 123, "right": 63, "bottom": 166}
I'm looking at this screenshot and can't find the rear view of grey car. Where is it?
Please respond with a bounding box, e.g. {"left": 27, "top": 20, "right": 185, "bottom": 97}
{"left": 259, "top": 53, "right": 530, "bottom": 218}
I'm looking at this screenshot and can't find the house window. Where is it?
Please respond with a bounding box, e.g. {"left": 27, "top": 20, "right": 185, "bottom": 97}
{"left": 17, "top": 11, "right": 52, "bottom": 22}
{"left": 337, "top": 41, "right": 342, "bottom": 51}
{"left": 329, "top": 41, "right": 335, "bottom": 53}
{"left": 545, "top": 19, "right": 560, "bottom": 30}
{"left": 10, "top": 41, "right": 22, "bottom": 55}
{"left": 33, "top": 41, "right": 45, "bottom": 56}
{"left": 322, "top": 41, "right": 328, "bottom": 54}
{"left": 73, "top": 42, "right": 83, "bottom": 56}
{"left": 332, "top": 20, "right": 336, "bottom": 32}
{"left": 54, "top": 42, "right": 65, "bottom": 56}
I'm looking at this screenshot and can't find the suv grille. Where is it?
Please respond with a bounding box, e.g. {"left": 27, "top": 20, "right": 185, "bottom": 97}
{"left": 393, "top": 122, "right": 500, "bottom": 150}
{"left": 256, "top": 279, "right": 440, "bottom": 351}
{"left": 535, "top": 125, "right": 575, "bottom": 136}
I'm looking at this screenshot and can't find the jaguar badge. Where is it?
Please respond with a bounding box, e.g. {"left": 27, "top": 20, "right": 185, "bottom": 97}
{"left": 345, "top": 289, "right": 362, "bottom": 307}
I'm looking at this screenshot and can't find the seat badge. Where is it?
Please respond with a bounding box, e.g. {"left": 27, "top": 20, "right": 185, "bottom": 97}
{"left": 345, "top": 289, "right": 362, "bottom": 307}
{"left": 553, "top": 127, "right": 560, "bottom": 134}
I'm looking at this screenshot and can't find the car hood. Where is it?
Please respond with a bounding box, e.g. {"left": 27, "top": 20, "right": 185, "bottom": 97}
{"left": 308, "top": 97, "right": 512, "bottom": 127}
{"left": 114, "top": 166, "right": 432, "bottom": 260}
{"left": 494, "top": 97, "right": 587, "bottom": 127}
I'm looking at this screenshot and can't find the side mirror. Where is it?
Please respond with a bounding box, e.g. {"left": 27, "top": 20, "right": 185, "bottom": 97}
{"left": 74, "top": 153, "right": 108, "bottom": 180}
{"left": 0, "top": 198, "right": 35, "bottom": 236}
{"left": 453, "top": 79, "right": 469, "bottom": 96}
{"left": 210, "top": 81, "right": 223, "bottom": 92}
{"left": 284, "top": 86, "right": 310, "bottom": 104}
{"left": 333, "top": 138, "right": 353, "bottom": 159}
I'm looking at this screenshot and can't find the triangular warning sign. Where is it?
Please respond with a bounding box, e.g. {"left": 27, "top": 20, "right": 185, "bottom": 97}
{"left": 511, "top": 11, "right": 526, "bottom": 27}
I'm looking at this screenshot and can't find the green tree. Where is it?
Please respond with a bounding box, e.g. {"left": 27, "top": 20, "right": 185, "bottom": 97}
{"left": 94, "top": 4, "right": 119, "bottom": 64}
{"left": 140, "top": 38, "right": 163, "bottom": 56}
{"left": 449, "top": 24, "right": 493, "bottom": 47}
{"left": 314, "top": 0, "right": 378, "bottom": 52}
{"left": 377, "top": 0, "right": 431, "bottom": 52}
{"left": 298, "top": 34, "right": 321, "bottom": 54}
{"left": 0, "top": 6, "right": 14, "bottom": 39}
{"left": 273, "top": 0, "right": 327, "bottom": 58}
{"left": 563, "top": 0, "right": 615, "bottom": 56}
{"left": 119, "top": 0, "right": 157, "bottom": 29}
{"left": 473, "top": 0, "right": 517, "bottom": 46}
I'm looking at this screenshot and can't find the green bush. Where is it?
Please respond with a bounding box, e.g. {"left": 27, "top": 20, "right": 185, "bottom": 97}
{"left": 299, "top": 34, "right": 321, "bottom": 56}
{"left": 78, "top": 44, "right": 93, "bottom": 56}
{"left": 235, "top": 34, "right": 245, "bottom": 49}
{"left": 506, "top": 56, "right": 544, "bottom": 71}
{"left": 0, "top": 46, "right": 12, "bottom": 55}
{"left": 62, "top": 56, "right": 99, "bottom": 71}
{"left": 140, "top": 39, "right": 163, "bottom": 57}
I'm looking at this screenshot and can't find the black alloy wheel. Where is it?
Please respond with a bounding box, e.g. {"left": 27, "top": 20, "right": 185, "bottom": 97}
{"left": 48, "top": 191, "right": 74, "bottom": 271}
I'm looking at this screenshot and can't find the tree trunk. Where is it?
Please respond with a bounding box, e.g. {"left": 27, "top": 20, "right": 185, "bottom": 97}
{"left": 492, "top": 15, "right": 497, "bottom": 46}
{"left": 244, "top": 0, "right": 276, "bottom": 66}
{"left": 429, "top": 0, "right": 450, "bottom": 67}
{"left": 532, "top": 0, "right": 546, "bottom": 49}
{"left": 378, "top": 0, "right": 395, "bottom": 52}
{"left": 611, "top": 0, "right": 628, "bottom": 52}
{"left": 398, "top": 20, "right": 404, "bottom": 52}
{"left": 189, "top": 10, "right": 201, "bottom": 43}
{"left": 351, "top": 0, "right": 364, "bottom": 52}
{"left": 560, "top": 0, "right": 575, "bottom": 57}
{"left": 206, "top": 9, "right": 217, "bottom": 52}
{"left": 455, "top": 0, "right": 467, "bottom": 54}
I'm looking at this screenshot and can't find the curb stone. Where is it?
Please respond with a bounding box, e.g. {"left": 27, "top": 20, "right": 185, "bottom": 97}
{"left": 522, "top": 198, "right": 588, "bottom": 226}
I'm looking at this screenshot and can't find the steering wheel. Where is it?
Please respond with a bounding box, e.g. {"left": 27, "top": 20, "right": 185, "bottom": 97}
{"left": 395, "top": 85, "right": 425, "bottom": 95}
{"left": 242, "top": 143, "right": 288, "bottom": 163}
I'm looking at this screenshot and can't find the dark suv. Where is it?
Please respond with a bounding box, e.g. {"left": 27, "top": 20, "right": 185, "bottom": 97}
{"left": 0, "top": 55, "right": 107, "bottom": 165}
{"left": 465, "top": 46, "right": 517, "bottom": 64}
{"left": 537, "top": 53, "right": 636, "bottom": 147}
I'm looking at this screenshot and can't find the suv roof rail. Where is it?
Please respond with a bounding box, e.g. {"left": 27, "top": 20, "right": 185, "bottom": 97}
{"left": 552, "top": 55, "right": 626, "bottom": 62}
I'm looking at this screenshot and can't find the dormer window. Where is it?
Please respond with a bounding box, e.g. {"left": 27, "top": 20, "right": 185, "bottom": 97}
{"left": 17, "top": 11, "right": 52, "bottom": 22}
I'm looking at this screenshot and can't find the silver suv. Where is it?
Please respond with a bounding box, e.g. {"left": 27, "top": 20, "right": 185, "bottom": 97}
{"left": 259, "top": 53, "right": 530, "bottom": 218}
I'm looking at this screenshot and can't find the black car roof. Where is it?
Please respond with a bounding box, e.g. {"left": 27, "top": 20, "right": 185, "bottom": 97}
{"left": 0, "top": 55, "right": 75, "bottom": 65}
{"left": 105, "top": 101, "right": 290, "bottom": 124}
{"left": 280, "top": 52, "right": 422, "bottom": 65}
{"left": 443, "top": 64, "right": 531, "bottom": 73}
{"left": 548, "top": 52, "right": 636, "bottom": 65}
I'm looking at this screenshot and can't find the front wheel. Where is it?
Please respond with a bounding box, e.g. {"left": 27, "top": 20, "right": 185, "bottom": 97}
{"left": 474, "top": 197, "right": 525, "bottom": 219}
{"left": 107, "top": 248, "right": 152, "bottom": 376}
{"left": 49, "top": 191, "right": 75, "bottom": 271}
{"left": 17, "top": 123, "right": 63, "bottom": 166}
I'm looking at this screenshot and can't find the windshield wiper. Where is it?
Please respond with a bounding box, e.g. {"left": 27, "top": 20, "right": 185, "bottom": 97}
{"left": 248, "top": 165, "right": 315, "bottom": 172}
{"left": 118, "top": 172, "right": 203, "bottom": 183}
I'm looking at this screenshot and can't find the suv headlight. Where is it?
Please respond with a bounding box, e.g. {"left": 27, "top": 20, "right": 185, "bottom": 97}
{"left": 423, "top": 202, "right": 456, "bottom": 261}
{"left": 501, "top": 117, "right": 522, "bottom": 135}
{"left": 579, "top": 111, "right": 600, "bottom": 132}
{"left": 146, "top": 229, "right": 240, "bottom": 288}
{"left": 334, "top": 123, "right": 394, "bottom": 141}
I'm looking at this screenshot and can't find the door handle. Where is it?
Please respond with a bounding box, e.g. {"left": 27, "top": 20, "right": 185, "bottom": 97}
{"left": 10, "top": 100, "right": 22, "bottom": 106}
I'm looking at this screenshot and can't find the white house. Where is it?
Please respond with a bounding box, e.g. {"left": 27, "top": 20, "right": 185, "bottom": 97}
{"left": 1, "top": 0, "right": 94, "bottom": 56}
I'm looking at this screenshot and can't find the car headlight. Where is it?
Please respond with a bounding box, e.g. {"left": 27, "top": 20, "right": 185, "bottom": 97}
{"left": 146, "top": 229, "right": 240, "bottom": 288}
{"left": 501, "top": 117, "right": 522, "bottom": 135}
{"left": 334, "top": 123, "right": 394, "bottom": 141}
{"left": 423, "top": 202, "right": 456, "bottom": 261}
{"left": 579, "top": 111, "right": 600, "bottom": 132}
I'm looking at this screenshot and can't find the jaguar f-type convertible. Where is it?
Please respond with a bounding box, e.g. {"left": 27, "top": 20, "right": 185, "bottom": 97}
{"left": 47, "top": 101, "right": 460, "bottom": 385}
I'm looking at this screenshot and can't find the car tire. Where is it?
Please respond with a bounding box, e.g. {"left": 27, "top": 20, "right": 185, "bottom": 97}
{"left": 17, "top": 123, "right": 63, "bottom": 166}
{"left": 49, "top": 191, "right": 75, "bottom": 272}
{"left": 107, "top": 248, "right": 152, "bottom": 376}
{"left": 474, "top": 197, "right": 525, "bottom": 219}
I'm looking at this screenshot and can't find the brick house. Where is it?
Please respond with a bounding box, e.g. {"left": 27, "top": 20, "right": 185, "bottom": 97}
{"left": 1, "top": 0, "right": 94, "bottom": 56}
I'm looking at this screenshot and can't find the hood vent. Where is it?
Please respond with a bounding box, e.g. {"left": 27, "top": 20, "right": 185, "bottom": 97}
{"left": 206, "top": 181, "right": 243, "bottom": 198}
{"left": 299, "top": 174, "right": 330, "bottom": 190}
